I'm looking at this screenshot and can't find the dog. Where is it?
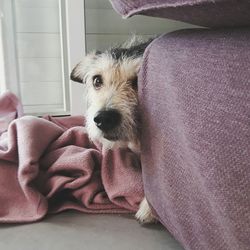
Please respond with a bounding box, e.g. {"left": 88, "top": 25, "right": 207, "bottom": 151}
{"left": 70, "top": 37, "right": 155, "bottom": 224}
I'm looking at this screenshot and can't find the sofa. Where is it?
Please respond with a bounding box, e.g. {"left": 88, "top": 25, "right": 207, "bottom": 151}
{"left": 111, "top": 1, "right": 250, "bottom": 249}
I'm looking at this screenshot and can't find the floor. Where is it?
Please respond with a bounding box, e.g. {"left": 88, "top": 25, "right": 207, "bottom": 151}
{"left": 0, "top": 212, "right": 184, "bottom": 250}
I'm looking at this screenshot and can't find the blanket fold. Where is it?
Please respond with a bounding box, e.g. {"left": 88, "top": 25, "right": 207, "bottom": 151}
{"left": 0, "top": 92, "right": 143, "bottom": 223}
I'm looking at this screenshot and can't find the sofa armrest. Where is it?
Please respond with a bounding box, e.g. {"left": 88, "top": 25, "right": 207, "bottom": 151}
{"left": 138, "top": 27, "right": 250, "bottom": 250}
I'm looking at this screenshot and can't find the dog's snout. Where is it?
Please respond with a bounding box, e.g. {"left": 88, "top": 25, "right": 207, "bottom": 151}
{"left": 94, "top": 110, "right": 121, "bottom": 132}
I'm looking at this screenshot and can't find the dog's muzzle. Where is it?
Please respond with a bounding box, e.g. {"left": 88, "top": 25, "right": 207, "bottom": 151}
{"left": 94, "top": 109, "right": 121, "bottom": 133}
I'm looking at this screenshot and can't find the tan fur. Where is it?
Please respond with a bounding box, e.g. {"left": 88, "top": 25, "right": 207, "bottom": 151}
{"left": 76, "top": 53, "right": 141, "bottom": 150}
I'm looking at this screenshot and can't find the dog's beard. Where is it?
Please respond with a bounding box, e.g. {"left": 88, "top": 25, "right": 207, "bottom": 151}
{"left": 103, "top": 132, "right": 121, "bottom": 141}
{"left": 102, "top": 125, "right": 136, "bottom": 142}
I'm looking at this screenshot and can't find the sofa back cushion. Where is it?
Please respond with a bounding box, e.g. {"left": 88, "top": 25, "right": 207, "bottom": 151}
{"left": 110, "top": 0, "right": 250, "bottom": 28}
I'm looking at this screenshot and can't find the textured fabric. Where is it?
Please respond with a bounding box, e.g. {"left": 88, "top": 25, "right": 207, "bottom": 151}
{"left": 110, "top": 0, "right": 250, "bottom": 28}
{"left": 0, "top": 91, "right": 23, "bottom": 134}
{"left": 0, "top": 92, "right": 143, "bottom": 223}
{"left": 138, "top": 28, "right": 250, "bottom": 250}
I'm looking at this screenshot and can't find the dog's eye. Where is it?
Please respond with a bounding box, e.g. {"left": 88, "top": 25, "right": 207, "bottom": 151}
{"left": 93, "top": 75, "right": 103, "bottom": 89}
{"left": 131, "top": 76, "right": 138, "bottom": 90}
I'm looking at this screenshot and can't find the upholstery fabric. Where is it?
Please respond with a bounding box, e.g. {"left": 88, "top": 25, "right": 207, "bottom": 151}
{"left": 138, "top": 28, "right": 250, "bottom": 250}
{"left": 110, "top": 0, "right": 250, "bottom": 28}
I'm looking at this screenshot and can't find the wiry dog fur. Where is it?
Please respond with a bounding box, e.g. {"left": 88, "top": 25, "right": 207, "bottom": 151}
{"left": 70, "top": 37, "right": 155, "bottom": 224}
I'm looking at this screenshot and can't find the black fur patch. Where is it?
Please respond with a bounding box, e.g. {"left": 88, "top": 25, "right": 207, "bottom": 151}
{"left": 109, "top": 39, "right": 153, "bottom": 61}
{"left": 70, "top": 65, "right": 83, "bottom": 83}
{"left": 95, "top": 50, "right": 102, "bottom": 55}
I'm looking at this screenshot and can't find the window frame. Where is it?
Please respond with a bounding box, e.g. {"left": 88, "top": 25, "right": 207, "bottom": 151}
{"left": 0, "top": 0, "right": 86, "bottom": 116}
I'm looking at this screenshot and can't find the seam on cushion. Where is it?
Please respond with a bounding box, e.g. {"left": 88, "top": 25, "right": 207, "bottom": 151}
{"left": 139, "top": 41, "right": 152, "bottom": 93}
{"left": 139, "top": 33, "right": 170, "bottom": 93}
{"left": 112, "top": 0, "right": 227, "bottom": 18}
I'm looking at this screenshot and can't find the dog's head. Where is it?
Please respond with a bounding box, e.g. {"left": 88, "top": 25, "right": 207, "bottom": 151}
{"left": 70, "top": 40, "right": 151, "bottom": 148}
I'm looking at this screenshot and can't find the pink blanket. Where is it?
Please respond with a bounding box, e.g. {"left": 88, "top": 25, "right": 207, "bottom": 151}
{"left": 0, "top": 92, "right": 143, "bottom": 223}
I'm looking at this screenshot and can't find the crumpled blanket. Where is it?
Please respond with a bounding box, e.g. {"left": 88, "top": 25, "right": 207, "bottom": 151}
{"left": 0, "top": 91, "right": 144, "bottom": 223}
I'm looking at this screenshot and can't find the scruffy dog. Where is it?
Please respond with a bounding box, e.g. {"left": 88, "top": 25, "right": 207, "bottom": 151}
{"left": 70, "top": 37, "right": 155, "bottom": 224}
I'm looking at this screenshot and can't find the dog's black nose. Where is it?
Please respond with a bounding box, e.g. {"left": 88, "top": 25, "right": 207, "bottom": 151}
{"left": 94, "top": 110, "right": 121, "bottom": 132}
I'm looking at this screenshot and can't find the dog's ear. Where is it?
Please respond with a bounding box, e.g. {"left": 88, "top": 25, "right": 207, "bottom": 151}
{"left": 70, "top": 62, "right": 84, "bottom": 83}
{"left": 70, "top": 51, "right": 101, "bottom": 84}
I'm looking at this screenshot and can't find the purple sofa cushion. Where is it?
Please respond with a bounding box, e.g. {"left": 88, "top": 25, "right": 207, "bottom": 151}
{"left": 110, "top": 0, "right": 250, "bottom": 28}
{"left": 138, "top": 28, "right": 250, "bottom": 250}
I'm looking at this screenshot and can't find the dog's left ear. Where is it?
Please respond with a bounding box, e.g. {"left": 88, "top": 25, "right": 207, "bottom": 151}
{"left": 70, "top": 62, "right": 84, "bottom": 83}
{"left": 70, "top": 51, "right": 101, "bottom": 84}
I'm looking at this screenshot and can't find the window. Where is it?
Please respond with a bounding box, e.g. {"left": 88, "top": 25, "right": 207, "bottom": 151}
{"left": 1, "top": 0, "right": 194, "bottom": 116}
{"left": 0, "top": 11, "right": 6, "bottom": 93}
{"left": 1, "top": 0, "right": 86, "bottom": 116}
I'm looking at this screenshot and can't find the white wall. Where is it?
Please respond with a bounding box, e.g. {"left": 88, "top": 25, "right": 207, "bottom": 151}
{"left": 14, "top": 0, "right": 65, "bottom": 114}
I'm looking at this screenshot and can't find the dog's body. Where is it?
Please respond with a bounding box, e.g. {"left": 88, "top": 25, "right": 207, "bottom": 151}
{"left": 70, "top": 37, "right": 155, "bottom": 224}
